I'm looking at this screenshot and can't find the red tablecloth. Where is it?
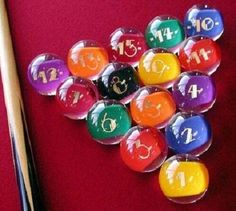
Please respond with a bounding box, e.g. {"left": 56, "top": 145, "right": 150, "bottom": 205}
{"left": 1, "top": 0, "right": 236, "bottom": 210}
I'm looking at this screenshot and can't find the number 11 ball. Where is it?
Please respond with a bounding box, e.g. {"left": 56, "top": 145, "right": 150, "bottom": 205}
{"left": 179, "top": 36, "right": 221, "bottom": 75}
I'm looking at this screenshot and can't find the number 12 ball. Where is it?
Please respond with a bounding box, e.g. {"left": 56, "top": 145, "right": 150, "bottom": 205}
{"left": 28, "top": 53, "right": 70, "bottom": 95}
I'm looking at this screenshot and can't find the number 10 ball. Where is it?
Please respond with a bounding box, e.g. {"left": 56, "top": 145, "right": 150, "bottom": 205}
{"left": 184, "top": 5, "right": 224, "bottom": 40}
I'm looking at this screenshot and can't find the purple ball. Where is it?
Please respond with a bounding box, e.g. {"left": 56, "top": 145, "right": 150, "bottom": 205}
{"left": 28, "top": 54, "right": 70, "bottom": 95}
{"left": 172, "top": 72, "right": 216, "bottom": 113}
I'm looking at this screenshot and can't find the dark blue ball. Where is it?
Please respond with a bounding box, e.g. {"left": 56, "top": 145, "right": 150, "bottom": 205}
{"left": 184, "top": 5, "right": 224, "bottom": 40}
{"left": 165, "top": 112, "right": 212, "bottom": 156}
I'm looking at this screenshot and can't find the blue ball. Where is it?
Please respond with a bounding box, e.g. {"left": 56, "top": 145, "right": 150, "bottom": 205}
{"left": 184, "top": 5, "right": 224, "bottom": 40}
{"left": 165, "top": 112, "right": 212, "bottom": 156}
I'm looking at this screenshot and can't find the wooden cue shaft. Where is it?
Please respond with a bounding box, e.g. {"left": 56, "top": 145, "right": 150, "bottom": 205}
{"left": 0, "top": 1, "right": 43, "bottom": 211}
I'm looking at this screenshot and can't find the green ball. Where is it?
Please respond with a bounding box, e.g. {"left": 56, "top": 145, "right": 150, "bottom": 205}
{"left": 86, "top": 100, "right": 131, "bottom": 144}
{"left": 145, "top": 17, "right": 185, "bottom": 49}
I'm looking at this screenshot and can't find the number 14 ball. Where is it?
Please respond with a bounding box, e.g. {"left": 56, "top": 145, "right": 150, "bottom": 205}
{"left": 145, "top": 16, "right": 185, "bottom": 51}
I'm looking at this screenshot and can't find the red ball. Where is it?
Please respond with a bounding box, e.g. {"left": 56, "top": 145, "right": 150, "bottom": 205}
{"left": 56, "top": 76, "right": 99, "bottom": 119}
{"left": 179, "top": 36, "right": 221, "bottom": 75}
{"left": 120, "top": 126, "right": 168, "bottom": 172}
{"left": 108, "top": 28, "right": 148, "bottom": 66}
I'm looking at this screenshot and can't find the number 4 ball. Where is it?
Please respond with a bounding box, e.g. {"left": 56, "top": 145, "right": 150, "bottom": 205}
{"left": 172, "top": 72, "right": 216, "bottom": 113}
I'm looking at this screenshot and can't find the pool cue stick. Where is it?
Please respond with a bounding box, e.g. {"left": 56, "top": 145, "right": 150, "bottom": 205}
{"left": 0, "top": 1, "right": 43, "bottom": 211}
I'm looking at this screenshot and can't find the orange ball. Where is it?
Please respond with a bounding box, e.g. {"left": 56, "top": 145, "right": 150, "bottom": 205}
{"left": 130, "top": 86, "right": 176, "bottom": 128}
{"left": 68, "top": 40, "right": 109, "bottom": 80}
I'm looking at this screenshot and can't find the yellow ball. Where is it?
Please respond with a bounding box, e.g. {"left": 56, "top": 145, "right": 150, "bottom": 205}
{"left": 138, "top": 49, "right": 180, "bottom": 87}
{"left": 159, "top": 154, "right": 209, "bottom": 204}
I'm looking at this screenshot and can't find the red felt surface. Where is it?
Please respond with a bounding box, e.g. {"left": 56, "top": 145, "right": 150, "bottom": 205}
{"left": 0, "top": 0, "right": 236, "bottom": 210}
